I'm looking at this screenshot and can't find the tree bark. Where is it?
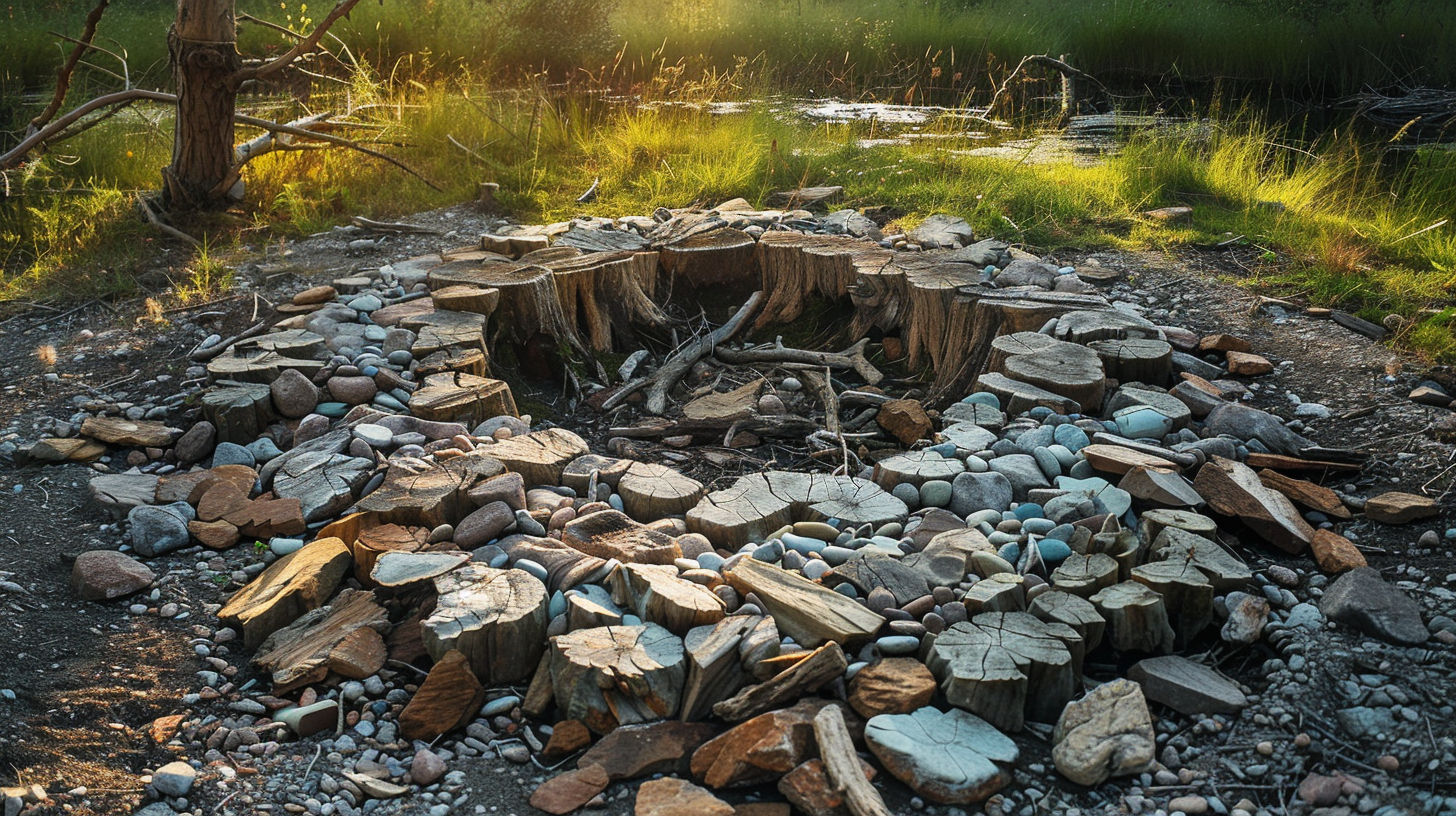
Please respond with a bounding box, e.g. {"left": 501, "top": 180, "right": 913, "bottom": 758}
{"left": 166, "top": 0, "right": 242, "bottom": 208}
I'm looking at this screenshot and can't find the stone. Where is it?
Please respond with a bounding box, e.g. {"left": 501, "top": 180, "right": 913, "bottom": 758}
{"left": 411, "top": 749, "right": 447, "bottom": 785}
{"left": 1221, "top": 591, "right": 1269, "bottom": 645}
{"left": 690, "top": 700, "right": 833, "bottom": 788}
{"left": 1196, "top": 334, "right": 1252, "bottom": 354}
{"left": 277, "top": 700, "right": 339, "bottom": 738}
{"left": 1203, "top": 402, "right": 1312, "bottom": 458}
{"left": 988, "top": 454, "right": 1050, "bottom": 500}
{"left": 581, "top": 720, "right": 719, "bottom": 781}
{"left": 1225, "top": 351, "right": 1273, "bottom": 376}
{"left": 294, "top": 285, "right": 336, "bottom": 305}
{"left": 1127, "top": 655, "right": 1247, "bottom": 715}
{"left": 1309, "top": 529, "right": 1366, "bottom": 573}
{"left": 128, "top": 503, "right": 192, "bottom": 557}
{"left": 28, "top": 436, "right": 106, "bottom": 462}
{"left": 1051, "top": 678, "right": 1155, "bottom": 786}
{"left": 950, "top": 471, "right": 1014, "bottom": 516}
{"left": 849, "top": 658, "right": 937, "bottom": 718}
{"left": 994, "top": 259, "right": 1058, "bottom": 289}
{"left": 543, "top": 719, "right": 592, "bottom": 759}
{"left": 271, "top": 368, "right": 321, "bottom": 418}
{"left": 1319, "top": 567, "right": 1428, "bottom": 645}
{"left": 877, "top": 399, "right": 933, "bottom": 445}
{"left": 1298, "top": 773, "right": 1346, "bottom": 807}
{"left": 907, "top": 213, "right": 974, "bottom": 249}
{"left": 865, "top": 707, "right": 1017, "bottom": 804}
{"left": 328, "top": 375, "right": 378, "bottom": 405}
{"left": 80, "top": 416, "right": 179, "bottom": 447}
{"left": 399, "top": 650, "right": 487, "bottom": 741}
{"left": 777, "top": 757, "right": 875, "bottom": 816}
{"left": 1364, "top": 492, "right": 1439, "bottom": 524}
{"left": 530, "top": 766, "right": 610, "bottom": 815}
{"left": 71, "top": 550, "right": 155, "bottom": 601}
{"left": 150, "top": 761, "right": 196, "bottom": 797}
{"left": 211, "top": 441, "right": 255, "bottom": 467}
{"left": 173, "top": 421, "right": 217, "bottom": 465}
{"left": 635, "top": 778, "right": 734, "bottom": 816}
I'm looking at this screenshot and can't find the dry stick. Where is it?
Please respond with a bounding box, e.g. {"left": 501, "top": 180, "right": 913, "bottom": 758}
{"left": 987, "top": 54, "right": 1107, "bottom": 118}
{"left": 799, "top": 368, "right": 840, "bottom": 435}
{"left": 813, "top": 704, "right": 892, "bottom": 816}
{"left": 713, "top": 337, "right": 884, "bottom": 385}
{"left": 231, "top": 112, "right": 442, "bottom": 191}
{"left": 28, "top": 0, "right": 111, "bottom": 133}
{"left": 235, "top": 0, "right": 368, "bottom": 83}
{"left": 137, "top": 196, "right": 202, "bottom": 248}
{"left": 190, "top": 322, "right": 268, "bottom": 362}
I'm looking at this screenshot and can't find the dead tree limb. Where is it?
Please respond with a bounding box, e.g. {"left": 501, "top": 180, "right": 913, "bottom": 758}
{"left": 799, "top": 368, "right": 841, "bottom": 435}
{"left": 814, "top": 704, "right": 893, "bottom": 816}
{"left": 235, "top": 0, "right": 367, "bottom": 83}
{"left": 1, "top": 89, "right": 172, "bottom": 171}
{"left": 229, "top": 112, "right": 442, "bottom": 192}
{"left": 712, "top": 337, "right": 884, "bottom": 385}
{"left": 988, "top": 54, "right": 1106, "bottom": 117}
{"left": 138, "top": 196, "right": 202, "bottom": 247}
{"left": 190, "top": 322, "right": 268, "bottom": 362}
{"left": 28, "top": 0, "right": 112, "bottom": 136}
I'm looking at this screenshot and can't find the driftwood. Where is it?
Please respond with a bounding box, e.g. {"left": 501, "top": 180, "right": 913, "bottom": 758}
{"left": 422, "top": 564, "right": 549, "bottom": 684}
{"left": 711, "top": 642, "right": 848, "bottom": 722}
{"left": 713, "top": 337, "right": 884, "bottom": 386}
{"left": 254, "top": 588, "right": 390, "bottom": 692}
{"left": 604, "top": 292, "right": 764, "bottom": 414}
{"left": 815, "top": 703, "right": 894, "bottom": 816}
{"left": 724, "top": 557, "right": 885, "bottom": 649}
{"left": 617, "top": 462, "right": 705, "bottom": 521}
{"left": 611, "top": 563, "right": 727, "bottom": 636}
{"left": 680, "top": 616, "right": 758, "bottom": 721}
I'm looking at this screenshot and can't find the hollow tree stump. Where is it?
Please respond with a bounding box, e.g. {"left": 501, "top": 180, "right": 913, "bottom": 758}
{"left": 549, "top": 623, "right": 686, "bottom": 733}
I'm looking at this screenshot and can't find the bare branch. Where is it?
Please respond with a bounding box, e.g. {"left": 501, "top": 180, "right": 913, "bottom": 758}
{"left": 230, "top": 113, "right": 443, "bottom": 191}
{"left": 1, "top": 88, "right": 173, "bottom": 170}
{"left": 29, "top": 0, "right": 112, "bottom": 134}
{"left": 137, "top": 195, "right": 202, "bottom": 248}
{"left": 234, "top": 0, "right": 366, "bottom": 84}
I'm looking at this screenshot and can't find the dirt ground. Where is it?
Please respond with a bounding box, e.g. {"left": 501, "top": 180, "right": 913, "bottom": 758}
{"left": 0, "top": 210, "right": 1452, "bottom": 815}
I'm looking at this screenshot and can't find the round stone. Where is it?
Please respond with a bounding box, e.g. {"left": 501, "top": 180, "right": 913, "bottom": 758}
{"left": 876, "top": 635, "right": 920, "bottom": 656}
{"left": 353, "top": 424, "right": 394, "bottom": 447}
{"left": 918, "top": 480, "right": 953, "bottom": 508}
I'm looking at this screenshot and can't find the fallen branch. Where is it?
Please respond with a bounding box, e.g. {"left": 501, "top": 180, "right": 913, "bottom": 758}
{"left": 28, "top": 0, "right": 112, "bottom": 135}
{"left": 813, "top": 704, "right": 892, "bottom": 816}
{"left": 608, "top": 413, "right": 818, "bottom": 440}
{"left": 229, "top": 112, "right": 442, "bottom": 192}
{"left": 988, "top": 54, "right": 1107, "bottom": 118}
{"left": 137, "top": 195, "right": 202, "bottom": 248}
{"left": 799, "top": 368, "right": 840, "bottom": 435}
{"left": 190, "top": 322, "right": 268, "bottom": 362}
{"left": 349, "top": 216, "right": 440, "bottom": 235}
{"left": 713, "top": 337, "right": 884, "bottom": 385}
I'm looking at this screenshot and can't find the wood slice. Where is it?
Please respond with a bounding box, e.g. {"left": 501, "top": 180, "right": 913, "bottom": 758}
{"left": 1052, "top": 310, "right": 1163, "bottom": 344}
{"left": 542, "top": 250, "right": 667, "bottom": 351}
{"left": 252, "top": 329, "right": 328, "bottom": 360}
{"left": 618, "top": 462, "right": 706, "bottom": 521}
{"left": 202, "top": 382, "right": 276, "bottom": 445}
{"left": 561, "top": 509, "right": 682, "bottom": 565}
{"left": 802, "top": 474, "right": 909, "bottom": 530}
{"left": 986, "top": 331, "right": 1061, "bottom": 374}
{"left": 550, "top": 623, "right": 686, "bottom": 733}
{"left": 1130, "top": 560, "right": 1214, "bottom": 645}
{"left": 428, "top": 259, "right": 583, "bottom": 351}
{"left": 499, "top": 534, "right": 610, "bottom": 594}
{"left": 1089, "top": 581, "right": 1176, "bottom": 654}
{"left": 561, "top": 454, "right": 633, "bottom": 494}
{"left": 924, "top": 612, "right": 1079, "bottom": 732}
{"left": 1256, "top": 469, "right": 1352, "bottom": 519}
{"left": 401, "top": 309, "right": 489, "bottom": 357}
{"left": 681, "top": 616, "right": 757, "bottom": 721}
{"left": 724, "top": 557, "right": 885, "bottom": 649}
{"left": 411, "top": 373, "right": 518, "bottom": 426}
{"left": 423, "top": 564, "right": 549, "bottom": 684}
{"left": 685, "top": 473, "right": 796, "bottom": 550}
{"left": 218, "top": 538, "right": 352, "bottom": 649}
{"left": 1049, "top": 553, "right": 1120, "bottom": 598}
{"left": 1150, "top": 528, "right": 1251, "bottom": 593}
{"left": 485, "top": 428, "right": 590, "bottom": 486}
{"left": 254, "top": 588, "right": 390, "bottom": 693}
{"left": 611, "top": 563, "right": 727, "bottom": 635}
{"left": 356, "top": 452, "right": 506, "bottom": 528}
{"left": 711, "top": 642, "right": 848, "bottom": 722}
{"left": 871, "top": 451, "right": 966, "bottom": 490}
{"left": 1192, "top": 456, "right": 1315, "bottom": 554}
{"left": 432, "top": 285, "right": 501, "bottom": 316}
{"left": 1087, "top": 339, "right": 1173, "bottom": 386}
{"left": 206, "top": 349, "right": 325, "bottom": 384}
{"left": 417, "top": 345, "right": 490, "bottom": 379}
{"left": 1136, "top": 509, "right": 1218, "bottom": 547}
{"left": 659, "top": 227, "right": 759, "bottom": 293}
{"left": 828, "top": 553, "right": 932, "bottom": 607}
{"left": 1000, "top": 342, "right": 1106, "bottom": 413}
{"left": 1029, "top": 590, "right": 1106, "bottom": 653}
{"left": 964, "top": 572, "right": 1027, "bottom": 614}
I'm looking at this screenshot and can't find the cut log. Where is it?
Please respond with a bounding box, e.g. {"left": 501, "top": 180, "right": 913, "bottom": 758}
{"left": 660, "top": 228, "right": 759, "bottom": 294}
{"left": 356, "top": 452, "right": 506, "bottom": 528}
{"left": 871, "top": 451, "right": 966, "bottom": 490}
{"left": 1130, "top": 560, "right": 1214, "bottom": 644}
{"left": 1087, "top": 530, "right": 1141, "bottom": 581}
{"left": 485, "top": 428, "right": 589, "bottom": 486}
{"left": 1087, "top": 338, "right": 1173, "bottom": 385}
{"left": 1052, "top": 310, "right": 1163, "bottom": 344}
{"left": 80, "top": 416, "right": 181, "bottom": 448}
{"left": 924, "top": 612, "right": 1079, "bottom": 732}
{"left": 1149, "top": 528, "right": 1251, "bottom": 593}
{"left": 218, "top": 538, "right": 352, "bottom": 649}
{"left": 411, "top": 373, "right": 518, "bottom": 426}
{"left": 480, "top": 232, "right": 550, "bottom": 257}
{"left": 973, "top": 373, "right": 1080, "bottom": 416}
{"left": 432, "top": 285, "right": 500, "bottom": 316}
{"left": 499, "top": 534, "right": 611, "bottom": 594}
{"left": 617, "top": 462, "right": 706, "bottom": 521}
{"left": 898, "top": 256, "right": 986, "bottom": 372}
{"left": 1136, "top": 508, "right": 1218, "bottom": 548}
{"left": 711, "top": 642, "right": 848, "bottom": 722}
{"left": 254, "top": 588, "right": 390, "bottom": 692}
{"left": 963, "top": 573, "right": 1027, "bottom": 614}
{"left": 550, "top": 623, "right": 686, "bottom": 733}
{"left": 427, "top": 259, "right": 584, "bottom": 351}
{"left": 999, "top": 342, "right": 1106, "bottom": 413}
{"left": 561, "top": 509, "right": 682, "bottom": 565}
{"left": 252, "top": 329, "right": 328, "bottom": 360}
{"left": 416, "top": 345, "right": 489, "bottom": 378}
{"left": 986, "top": 331, "right": 1061, "bottom": 374}
{"left": 542, "top": 250, "right": 668, "bottom": 351}
{"left": 400, "top": 309, "right": 489, "bottom": 357}
{"left": 724, "top": 557, "right": 885, "bottom": 648}
{"left": 681, "top": 616, "right": 758, "bottom": 721}
{"left": 685, "top": 472, "right": 907, "bottom": 550}
{"left": 205, "top": 349, "right": 325, "bottom": 384}
{"left": 814, "top": 704, "right": 894, "bottom": 816}
{"left": 350, "top": 523, "right": 428, "bottom": 585}
{"left": 202, "top": 382, "right": 276, "bottom": 445}
{"left": 1049, "top": 553, "right": 1119, "bottom": 598}
{"left": 1029, "top": 590, "right": 1106, "bottom": 652}
{"left": 1256, "top": 469, "right": 1352, "bottom": 519}
{"left": 423, "top": 564, "right": 549, "bottom": 684}
{"left": 612, "top": 563, "right": 728, "bottom": 635}
{"left": 1089, "top": 581, "right": 1176, "bottom": 654}
{"left": 1192, "top": 456, "right": 1315, "bottom": 553}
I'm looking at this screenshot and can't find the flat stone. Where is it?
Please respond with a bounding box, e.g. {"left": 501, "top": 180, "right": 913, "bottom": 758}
{"left": 635, "top": 778, "right": 734, "bottom": 816}
{"left": 865, "top": 707, "right": 1017, "bottom": 804}
{"left": 987, "top": 454, "right": 1050, "bottom": 501}
{"left": 399, "top": 650, "right": 487, "bottom": 741}
{"left": 950, "top": 471, "right": 1014, "bottom": 517}
{"left": 1309, "top": 529, "right": 1366, "bottom": 573}
{"left": 1127, "top": 655, "right": 1247, "bottom": 715}
{"left": 150, "top": 761, "right": 196, "bottom": 797}
{"left": 80, "top": 416, "right": 180, "bottom": 447}
{"left": 71, "top": 550, "right": 155, "bottom": 601}
{"left": 1364, "top": 492, "right": 1439, "bottom": 524}
{"left": 1225, "top": 351, "right": 1273, "bottom": 376}
{"left": 1319, "top": 567, "right": 1428, "bottom": 646}
{"left": 849, "top": 658, "right": 937, "bottom": 718}
{"left": 582, "top": 720, "right": 719, "bottom": 781}
{"left": 1051, "top": 678, "right": 1155, "bottom": 786}
{"left": 529, "top": 765, "right": 609, "bottom": 815}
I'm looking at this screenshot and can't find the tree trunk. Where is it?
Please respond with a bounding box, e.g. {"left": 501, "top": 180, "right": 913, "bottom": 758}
{"left": 166, "top": 0, "right": 241, "bottom": 209}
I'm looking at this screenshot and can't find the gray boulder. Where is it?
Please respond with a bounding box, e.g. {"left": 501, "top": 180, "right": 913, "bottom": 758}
{"left": 1319, "top": 567, "right": 1428, "bottom": 646}
{"left": 994, "top": 259, "right": 1059, "bottom": 290}
{"left": 950, "top": 472, "right": 1013, "bottom": 517}
{"left": 128, "top": 503, "right": 193, "bottom": 557}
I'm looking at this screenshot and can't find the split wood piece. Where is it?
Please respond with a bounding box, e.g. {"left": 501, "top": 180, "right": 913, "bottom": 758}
{"left": 1192, "top": 456, "right": 1315, "bottom": 554}
{"left": 1087, "top": 338, "right": 1173, "bottom": 385}
{"left": 251, "top": 329, "right": 328, "bottom": 360}
{"left": 963, "top": 573, "right": 1027, "bottom": 614}
{"left": 350, "top": 523, "right": 428, "bottom": 585}
{"left": 522, "top": 651, "right": 555, "bottom": 719}
{"left": 1050, "top": 553, "right": 1120, "bottom": 598}
{"left": 1130, "top": 560, "right": 1215, "bottom": 645}
{"left": 712, "top": 642, "right": 848, "bottom": 722}
{"left": 1081, "top": 444, "right": 1187, "bottom": 477}
{"left": 686, "top": 471, "right": 907, "bottom": 551}
{"left": 660, "top": 228, "right": 759, "bottom": 292}
{"left": 986, "top": 331, "right": 1061, "bottom": 374}
{"left": 1136, "top": 509, "right": 1217, "bottom": 549}
{"left": 254, "top": 588, "right": 390, "bottom": 693}
{"left": 973, "top": 372, "right": 1080, "bottom": 416}
{"left": 549, "top": 623, "right": 686, "bottom": 733}
{"left": 485, "top": 428, "right": 589, "bottom": 486}
{"left": 682, "top": 379, "right": 765, "bottom": 423}
{"left": 411, "top": 373, "right": 518, "bottom": 427}
{"left": 561, "top": 509, "right": 682, "bottom": 565}
{"left": 499, "top": 534, "right": 610, "bottom": 594}
{"left": 427, "top": 259, "right": 584, "bottom": 351}
{"left": 930, "top": 289, "right": 1111, "bottom": 404}
{"left": 480, "top": 232, "right": 551, "bottom": 258}
{"left": 740, "top": 616, "right": 784, "bottom": 681}
{"left": 1029, "top": 590, "right": 1106, "bottom": 654}
{"left": 567, "top": 583, "right": 625, "bottom": 630}
{"left": 1089, "top": 581, "right": 1176, "bottom": 655}
{"left": 271, "top": 450, "right": 375, "bottom": 523}
{"left": 218, "top": 537, "right": 352, "bottom": 649}
{"left": 416, "top": 346, "right": 489, "bottom": 378}
{"left": 681, "top": 616, "right": 759, "bottom": 722}
{"left": 872, "top": 451, "right": 966, "bottom": 490}
{"left": 618, "top": 292, "right": 763, "bottom": 416}
{"left": 560, "top": 454, "right": 633, "bottom": 494}
{"left": 327, "top": 626, "right": 389, "bottom": 681}
{"left": 611, "top": 563, "right": 727, "bottom": 636}
{"left": 554, "top": 227, "right": 648, "bottom": 253}
{"left": 1089, "top": 433, "right": 1199, "bottom": 470}
{"left": 924, "top": 612, "right": 1079, "bottom": 732}
{"left": 80, "top": 416, "right": 181, "bottom": 448}
{"left": 356, "top": 451, "right": 505, "bottom": 529}
{"left": 1119, "top": 466, "right": 1203, "bottom": 508}
{"left": 829, "top": 553, "right": 932, "bottom": 607}
{"left": 542, "top": 250, "right": 668, "bottom": 352}
{"left": 205, "top": 349, "right": 325, "bottom": 384}
{"left": 725, "top": 557, "right": 885, "bottom": 648}
{"left": 431, "top": 285, "right": 500, "bottom": 316}
{"left": 713, "top": 337, "right": 884, "bottom": 386}
{"left": 370, "top": 551, "right": 470, "bottom": 587}
{"left": 646, "top": 212, "right": 730, "bottom": 249}
{"left": 814, "top": 704, "right": 893, "bottom": 816}
{"left": 1256, "top": 469, "right": 1352, "bottom": 519}
{"left": 1052, "top": 309, "right": 1163, "bottom": 344}
{"left": 1150, "top": 528, "right": 1251, "bottom": 593}
{"left": 400, "top": 309, "right": 489, "bottom": 357}
{"left": 756, "top": 231, "right": 892, "bottom": 328}
{"left": 202, "top": 382, "right": 277, "bottom": 445}
{"left": 617, "top": 462, "right": 706, "bottom": 522}
{"left": 998, "top": 341, "right": 1106, "bottom": 414}
{"left": 1087, "top": 530, "right": 1141, "bottom": 581}
{"left": 423, "top": 564, "right": 549, "bottom": 684}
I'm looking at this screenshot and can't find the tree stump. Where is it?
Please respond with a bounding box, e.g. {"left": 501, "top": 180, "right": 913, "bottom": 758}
{"left": 612, "top": 563, "right": 727, "bottom": 635}
{"left": 356, "top": 452, "right": 506, "bottom": 528}
{"left": 1089, "top": 581, "right": 1176, "bottom": 654}
{"left": 998, "top": 342, "right": 1106, "bottom": 413}
{"left": 680, "top": 616, "right": 757, "bottom": 721}
{"left": 964, "top": 572, "right": 1027, "bottom": 614}
{"left": 711, "top": 642, "right": 848, "bottom": 722}
{"left": 756, "top": 232, "right": 890, "bottom": 329}
{"left": 485, "top": 428, "right": 589, "bottom": 486}
{"left": 925, "top": 612, "right": 1079, "bottom": 732}
{"left": 432, "top": 285, "right": 501, "bottom": 316}
{"left": 202, "top": 381, "right": 276, "bottom": 445}
{"left": 542, "top": 250, "right": 667, "bottom": 351}
{"left": 1150, "top": 528, "right": 1251, "bottom": 593}
{"left": 561, "top": 454, "right": 633, "bottom": 494}
{"left": 871, "top": 451, "right": 966, "bottom": 490}
{"left": 1130, "top": 560, "right": 1215, "bottom": 644}
{"left": 986, "top": 331, "right": 1062, "bottom": 374}
{"left": 411, "top": 373, "right": 518, "bottom": 426}
{"left": 1052, "top": 310, "right": 1163, "bottom": 344}
{"left": 1087, "top": 529, "right": 1141, "bottom": 581}
{"left": 206, "top": 349, "right": 325, "bottom": 384}
{"left": 898, "top": 257, "right": 985, "bottom": 372}
{"left": 401, "top": 309, "right": 489, "bottom": 358}
{"left": 660, "top": 228, "right": 759, "bottom": 295}
{"left": 252, "top": 329, "right": 328, "bottom": 360}
{"left": 1029, "top": 590, "right": 1106, "bottom": 653}
{"left": 416, "top": 346, "right": 490, "bottom": 378}
{"left": 618, "top": 462, "right": 706, "bottom": 521}
{"left": 1087, "top": 339, "right": 1173, "bottom": 385}
{"left": 685, "top": 472, "right": 906, "bottom": 550}
{"left": 549, "top": 623, "right": 686, "bottom": 733}
{"left": 423, "top": 564, "right": 549, "bottom": 684}
{"left": 1050, "top": 553, "right": 1120, "bottom": 598}
{"left": 427, "top": 259, "right": 583, "bottom": 352}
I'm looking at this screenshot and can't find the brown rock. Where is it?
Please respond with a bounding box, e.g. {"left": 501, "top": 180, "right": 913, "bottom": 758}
{"left": 218, "top": 537, "right": 352, "bottom": 648}
{"left": 1364, "top": 492, "right": 1439, "bottom": 524}
{"left": 147, "top": 714, "right": 185, "bottom": 743}
{"left": 328, "top": 375, "right": 378, "bottom": 405}
{"left": 1297, "top": 772, "right": 1345, "bottom": 807}
{"left": 197, "top": 479, "right": 250, "bottom": 522}
{"left": 1192, "top": 456, "right": 1313, "bottom": 553}
{"left": 29, "top": 437, "right": 106, "bottom": 462}
{"left": 530, "top": 766, "right": 609, "bottom": 815}
{"left": 1196, "top": 334, "right": 1252, "bottom": 354}
{"left": 293, "top": 285, "right": 337, "bottom": 306}
{"left": 398, "top": 650, "right": 487, "bottom": 741}
{"left": 876, "top": 399, "right": 933, "bottom": 446}
{"left": 579, "top": 720, "right": 719, "bottom": 781}
{"left": 328, "top": 626, "right": 388, "bottom": 679}
{"left": 1143, "top": 206, "right": 1192, "bottom": 224}
{"left": 410, "top": 749, "right": 447, "bottom": 786}
{"left": 71, "top": 550, "right": 155, "bottom": 601}
{"left": 1309, "top": 529, "right": 1366, "bottom": 573}
{"left": 1225, "top": 351, "right": 1273, "bottom": 376}
{"left": 635, "top": 778, "right": 734, "bottom": 816}
{"left": 271, "top": 368, "right": 321, "bottom": 419}
{"left": 778, "top": 758, "right": 876, "bottom": 816}
{"left": 848, "top": 658, "right": 936, "bottom": 718}
{"left": 690, "top": 700, "right": 835, "bottom": 789}
{"left": 80, "top": 416, "right": 181, "bottom": 448}
{"left": 543, "top": 719, "right": 592, "bottom": 760}
{"left": 188, "top": 519, "right": 240, "bottom": 550}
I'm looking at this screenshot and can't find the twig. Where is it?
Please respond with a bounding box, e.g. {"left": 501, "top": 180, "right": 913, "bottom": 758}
{"left": 28, "top": 0, "right": 111, "bottom": 133}
{"left": 713, "top": 337, "right": 884, "bottom": 385}
{"left": 137, "top": 195, "right": 202, "bottom": 248}
{"left": 236, "top": 0, "right": 367, "bottom": 83}
{"left": 189, "top": 322, "right": 267, "bottom": 362}
{"left": 302, "top": 743, "right": 323, "bottom": 780}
